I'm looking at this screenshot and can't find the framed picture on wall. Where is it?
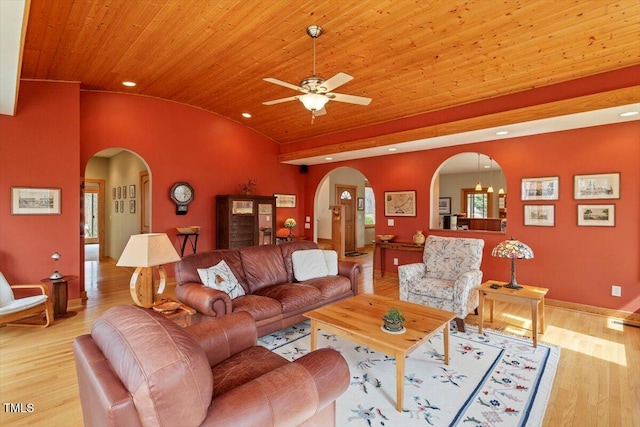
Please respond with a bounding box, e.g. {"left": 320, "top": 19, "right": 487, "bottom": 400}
{"left": 574, "top": 172, "right": 620, "bottom": 199}
{"left": 11, "top": 187, "right": 61, "bottom": 215}
{"left": 384, "top": 190, "right": 416, "bottom": 216}
{"left": 130, "top": 200, "right": 136, "bottom": 213}
{"left": 120, "top": 200, "right": 124, "bottom": 213}
{"left": 521, "top": 176, "right": 559, "bottom": 200}
{"left": 524, "top": 204, "right": 555, "bottom": 226}
{"left": 114, "top": 200, "right": 119, "bottom": 213}
{"left": 357, "top": 197, "right": 364, "bottom": 211}
{"left": 117, "top": 186, "right": 121, "bottom": 199}
{"left": 112, "top": 187, "right": 116, "bottom": 199}
{"left": 577, "top": 204, "right": 615, "bottom": 226}
{"left": 274, "top": 193, "right": 296, "bottom": 208}
{"left": 129, "top": 185, "right": 136, "bottom": 198}
{"left": 122, "top": 185, "right": 127, "bottom": 199}
{"left": 439, "top": 197, "right": 451, "bottom": 214}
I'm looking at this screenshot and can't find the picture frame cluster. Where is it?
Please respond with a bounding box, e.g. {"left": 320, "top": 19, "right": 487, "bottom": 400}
{"left": 113, "top": 184, "right": 136, "bottom": 214}
{"left": 520, "top": 173, "right": 619, "bottom": 227}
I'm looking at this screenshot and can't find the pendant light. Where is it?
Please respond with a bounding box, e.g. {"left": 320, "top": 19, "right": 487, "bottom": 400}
{"left": 474, "top": 153, "right": 482, "bottom": 191}
{"left": 498, "top": 166, "right": 505, "bottom": 195}
{"left": 487, "top": 157, "right": 494, "bottom": 193}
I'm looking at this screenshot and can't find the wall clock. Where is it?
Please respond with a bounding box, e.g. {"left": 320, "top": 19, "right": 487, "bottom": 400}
{"left": 170, "top": 182, "right": 194, "bottom": 215}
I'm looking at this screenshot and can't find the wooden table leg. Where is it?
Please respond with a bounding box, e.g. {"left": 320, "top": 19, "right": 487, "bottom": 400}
{"left": 443, "top": 324, "right": 450, "bottom": 365}
{"left": 489, "top": 299, "right": 495, "bottom": 323}
{"left": 310, "top": 320, "right": 318, "bottom": 350}
{"left": 540, "top": 297, "right": 545, "bottom": 334}
{"left": 478, "top": 291, "right": 484, "bottom": 334}
{"left": 531, "top": 300, "right": 538, "bottom": 348}
{"left": 395, "top": 351, "right": 405, "bottom": 411}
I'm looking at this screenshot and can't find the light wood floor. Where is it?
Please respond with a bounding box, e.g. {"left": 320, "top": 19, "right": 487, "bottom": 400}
{"left": 1, "top": 250, "right": 638, "bottom": 426}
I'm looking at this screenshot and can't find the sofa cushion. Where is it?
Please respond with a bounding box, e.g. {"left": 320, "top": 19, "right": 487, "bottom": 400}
{"left": 253, "top": 283, "right": 323, "bottom": 313}
{"left": 292, "top": 249, "right": 329, "bottom": 281}
{"left": 300, "top": 275, "right": 352, "bottom": 300}
{"left": 322, "top": 250, "right": 339, "bottom": 275}
{"left": 91, "top": 305, "right": 213, "bottom": 426}
{"left": 240, "top": 245, "right": 288, "bottom": 293}
{"left": 279, "top": 240, "right": 319, "bottom": 282}
{"left": 211, "top": 345, "right": 288, "bottom": 399}
{"left": 176, "top": 249, "right": 248, "bottom": 292}
{"left": 198, "top": 260, "right": 245, "bottom": 299}
{"left": 232, "top": 295, "right": 283, "bottom": 321}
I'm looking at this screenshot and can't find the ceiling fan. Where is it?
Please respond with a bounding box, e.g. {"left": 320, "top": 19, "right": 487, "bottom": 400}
{"left": 262, "top": 25, "right": 372, "bottom": 122}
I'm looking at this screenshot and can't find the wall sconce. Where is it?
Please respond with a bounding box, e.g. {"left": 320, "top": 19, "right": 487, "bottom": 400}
{"left": 116, "top": 233, "right": 181, "bottom": 308}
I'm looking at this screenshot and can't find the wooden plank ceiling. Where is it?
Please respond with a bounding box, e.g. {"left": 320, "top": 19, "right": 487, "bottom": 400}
{"left": 21, "top": 0, "right": 640, "bottom": 145}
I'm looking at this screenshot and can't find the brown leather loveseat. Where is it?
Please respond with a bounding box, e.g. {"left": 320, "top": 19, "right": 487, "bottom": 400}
{"left": 73, "top": 305, "right": 350, "bottom": 426}
{"left": 175, "top": 240, "right": 360, "bottom": 336}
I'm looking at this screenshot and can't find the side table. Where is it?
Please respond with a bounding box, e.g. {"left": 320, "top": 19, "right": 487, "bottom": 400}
{"left": 41, "top": 275, "right": 78, "bottom": 319}
{"left": 177, "top": 232, "right": 199, "bottom": 257}
{"left": 153, "top": 300, "right": 197, "bottom": 327}
{"left": 478, "top": 280, "right": 549, "bottom": 347}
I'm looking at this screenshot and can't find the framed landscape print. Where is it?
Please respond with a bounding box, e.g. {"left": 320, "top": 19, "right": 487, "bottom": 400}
{"left": 574, "top": 173, "right": 620, "bottom": 199}
{"left": 274, "top": 193, "right": 296, "bottom": 208}
{"left": 524, "top": 204, "right": 555, "bottom": 226}
{"left": 521, "top": 176, "right": 559, "bottom": 201}
{"left": 439, "top": 197, "right": 451, "bottom": 214}
{"left": 384, "top": 190, "right": 416, "bottom": 217}
{"left": 11, "top": 187, "right": 61, "bottom": 215}
{"left": 577, "top": 204, "right": 615, "bottom": 227}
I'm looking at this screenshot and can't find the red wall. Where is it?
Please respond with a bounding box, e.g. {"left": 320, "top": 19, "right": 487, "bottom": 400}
{"left": 301, "top": 122, "right": 640, "bottom": 314}
{"left": 0, "top": 81, "right": 81, "bottom": 296}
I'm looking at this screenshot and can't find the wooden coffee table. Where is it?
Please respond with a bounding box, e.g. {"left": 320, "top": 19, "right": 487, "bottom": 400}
{"left": 304, "top": 294, "right": 456, "bottom": 412}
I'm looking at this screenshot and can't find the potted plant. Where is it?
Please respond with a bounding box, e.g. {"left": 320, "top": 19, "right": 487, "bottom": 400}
{"left": 382, "top": 307, "right": 405, "bottom": 332}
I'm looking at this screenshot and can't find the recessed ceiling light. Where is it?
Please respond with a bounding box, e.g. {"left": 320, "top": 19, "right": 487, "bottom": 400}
{"left": 242, "top": 112, "right": 252, "bottom": 118}
{"left": 122, "top": 81, "right": 136, "bottom": 87}
{"left": 619, "top": 111, "right": 639, "bottom": 117}
{"left": 388, "top": 148, "right": 397, "bottom": 152}
{"left": 325, "top": 157, "right": 333, "bottom": 161}
{"left": 496, "top": 130, "right": 509, "bottom": 136}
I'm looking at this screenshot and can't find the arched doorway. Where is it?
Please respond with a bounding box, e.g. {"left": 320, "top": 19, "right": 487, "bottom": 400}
{"left": 83, "top": 149, "right": 151, "bottom": 290}
{"left": 313, "top": 166, "right": 375, "bottom": 255}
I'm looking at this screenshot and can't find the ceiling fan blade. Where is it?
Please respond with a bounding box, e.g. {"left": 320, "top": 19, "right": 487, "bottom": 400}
{"left": 328, "top": 92, "right": 372, "bottom": 106}
{"left": 263, "top": 77, "right": 306, "bottom": 93}
{"left": 318, "top": 72, "right": 353, "bottom": 92}
{"left": 262, "top": 96, "right": 300, "bottom": 106}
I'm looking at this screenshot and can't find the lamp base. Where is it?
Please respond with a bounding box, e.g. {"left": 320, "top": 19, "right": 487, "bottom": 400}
{"left": 49, "top": 271, "right": 63, "bottom": 280}
{"left": 503, "top": 282, "right": 523, "bottom": 290}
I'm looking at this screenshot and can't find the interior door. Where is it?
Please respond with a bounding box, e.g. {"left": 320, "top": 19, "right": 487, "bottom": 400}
{"left": 335, "top": 184, "right": 357, "bottom": 253}
{"left": 140, "top": 171, "right": 150, "bottom": 233}
{"left": 83, "top": 179, "right": 105, "bottom": 260}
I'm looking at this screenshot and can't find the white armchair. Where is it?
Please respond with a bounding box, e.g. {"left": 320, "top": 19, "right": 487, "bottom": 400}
{"left": 398, "top": 235, "right": 484, "bottom": 332}
{"left": 0, "top": 272, "right": 53, "bottom": 328}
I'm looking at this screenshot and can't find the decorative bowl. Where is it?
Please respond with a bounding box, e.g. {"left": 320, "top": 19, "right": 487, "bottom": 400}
{"left": 176, "top": 226, "right": 200, "bottom": 234}
{"left": 377, "top": 234, "right": 395, "bottom": 242}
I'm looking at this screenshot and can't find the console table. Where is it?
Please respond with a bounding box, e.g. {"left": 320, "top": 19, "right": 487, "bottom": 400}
{"left": 373, "top": 241, "right": 424, "bottom": 277}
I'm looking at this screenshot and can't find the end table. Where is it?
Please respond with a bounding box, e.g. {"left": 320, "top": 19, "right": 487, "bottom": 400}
{"left": 41, "top": 275, "right": 78, "bottom": 319}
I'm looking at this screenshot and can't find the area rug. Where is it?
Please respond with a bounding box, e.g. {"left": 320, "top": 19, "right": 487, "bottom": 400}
{"left": 258, "top": 321, "right": 559, "bottom": 427}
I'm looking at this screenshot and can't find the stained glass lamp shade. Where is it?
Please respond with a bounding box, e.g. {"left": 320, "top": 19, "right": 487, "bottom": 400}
{"left": 491, "top": 238, "right": 534, "bottom": 289}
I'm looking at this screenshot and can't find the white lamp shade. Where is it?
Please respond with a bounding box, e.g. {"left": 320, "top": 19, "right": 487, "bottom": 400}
{"left": 116, "top": 233, "right": 181, "bottom": 267}
{"left": 299, "top": 93, "right": 329, "bottom": 111}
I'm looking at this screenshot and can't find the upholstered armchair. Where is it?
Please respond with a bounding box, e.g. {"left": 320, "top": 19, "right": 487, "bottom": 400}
{"left": 0, "top": 272, "right": 53, "bottom": 328}
{"left": 398, "top": 235, "right": 484, "bottom": 332}
{"left": 74, "top": 305, "right": 350, "bottom": 427}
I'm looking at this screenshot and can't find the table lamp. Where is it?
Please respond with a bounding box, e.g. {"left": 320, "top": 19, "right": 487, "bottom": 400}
{"left": 49, "top": 252, "right": 63, "bottom": 280}
{"left": 491, "top": 237, "right": 534, "bottom": 290}
{"left": 116, "top": 233, "right": 181, "bottom": 308}
{"left": 284, "top": 218, "right": 297, "bottom": 237}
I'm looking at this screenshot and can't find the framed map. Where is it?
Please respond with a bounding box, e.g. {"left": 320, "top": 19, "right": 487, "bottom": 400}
{"left": 384, "top": 191, "right": 416, "bottom": 217}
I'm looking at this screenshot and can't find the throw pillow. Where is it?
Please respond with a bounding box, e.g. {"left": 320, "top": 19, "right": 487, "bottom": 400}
{"left": 291, "top": 249, "right": 329, "bottom": 281}
{"left": 197, "top": 260, "right": 245, "bottom": 299}
{"left": 322, "top": 250, "right": 338, "bottom": 275}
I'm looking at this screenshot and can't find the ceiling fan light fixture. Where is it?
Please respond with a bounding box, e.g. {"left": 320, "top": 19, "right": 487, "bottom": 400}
{"left": 299, "top": 93, "right": 329, "bottom": 111}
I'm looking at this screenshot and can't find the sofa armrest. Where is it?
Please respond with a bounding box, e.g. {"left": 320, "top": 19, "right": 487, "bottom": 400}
{"left": 338, "top": 260, "right": 361, "bottom": 295}
{"left": 398, "top": 263, "right": 426, "bottom": 300}
{"left": 175, "top": 282, "right": 232, "bottom": 317}
{"left": 207, "top": 348, "right": 349, "bottom": 427}
{"left": 184, "top": 312, "right": 257, "bottom": 366}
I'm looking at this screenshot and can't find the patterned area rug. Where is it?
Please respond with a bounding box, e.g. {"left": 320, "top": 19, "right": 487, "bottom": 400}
{"left": 258, "top": 321, "right": 559, "bottom": 427}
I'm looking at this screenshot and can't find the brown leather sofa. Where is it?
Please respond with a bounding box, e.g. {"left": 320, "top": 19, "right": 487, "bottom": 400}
{"left": 74, "top": 305, "right": 350, "bottom": 427}
{"left": 175, "top": 240, "right": 361, "bottom": 336}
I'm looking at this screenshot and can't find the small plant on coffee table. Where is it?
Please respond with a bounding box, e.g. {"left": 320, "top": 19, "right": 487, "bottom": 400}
{"left": 382, "top": 307, "right": 405, "bottom": 332}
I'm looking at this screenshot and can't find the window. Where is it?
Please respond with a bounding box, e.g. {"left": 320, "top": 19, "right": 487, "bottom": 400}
{"left": 461, "top": 188, "right": 494, "bottom": 218}
{"left": 364, "top": 186, "right": 375, "bottom": 225}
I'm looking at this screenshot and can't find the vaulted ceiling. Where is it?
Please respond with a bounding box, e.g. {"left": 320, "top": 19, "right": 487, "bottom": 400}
{"left": 10, "top": 0, "right": 640, "bottom": 155}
